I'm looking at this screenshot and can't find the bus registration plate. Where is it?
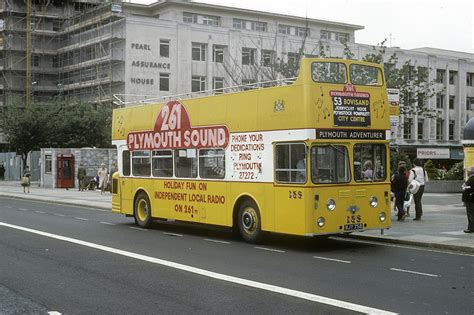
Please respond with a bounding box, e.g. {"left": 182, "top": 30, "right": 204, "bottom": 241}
{"left": 344, "top": 223, "right": 364, "bottom": 231}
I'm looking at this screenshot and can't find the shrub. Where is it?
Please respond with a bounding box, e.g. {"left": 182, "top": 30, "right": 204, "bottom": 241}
{"left": 444, "top": 161, "right": 464, "bottom": 180}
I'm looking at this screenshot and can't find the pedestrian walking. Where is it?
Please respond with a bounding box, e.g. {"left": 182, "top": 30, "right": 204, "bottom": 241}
{"left": 391, "top": 165, "right": 408, "bottom": 221}
{"left": 408, "top": 159, "right": 429, "bottom": 221}
{"left": 77, "top": 163, "right": 87, "bottom": 191}
{"left": 22, "top": 166, "right": 31, "bottom": 193}
{"left": 462, "top": 166, "right": 474, "bottom": 233}
{"left": 0, "top": 162, "right": 5, "bottom": 180}
{"left": 97, "top": 163, "right": 108, "bottom": 195}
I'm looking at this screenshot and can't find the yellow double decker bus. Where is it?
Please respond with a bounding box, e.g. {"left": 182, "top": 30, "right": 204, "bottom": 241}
{"left": 111, "top": 58, "right": 391, "bottom": 243}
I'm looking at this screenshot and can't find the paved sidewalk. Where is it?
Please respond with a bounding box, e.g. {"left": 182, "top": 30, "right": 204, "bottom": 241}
{"left": 0, "top": 181, "right": 473, "bottom": 253}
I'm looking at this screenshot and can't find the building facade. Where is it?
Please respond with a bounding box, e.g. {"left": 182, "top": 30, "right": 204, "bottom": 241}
{"left": 1, "top": 0, "right": 473, "bottom": 163}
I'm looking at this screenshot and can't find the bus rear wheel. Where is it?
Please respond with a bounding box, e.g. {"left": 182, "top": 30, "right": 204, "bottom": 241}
{"left": 238, "top": 200, "right": 262, "bottom": 243}
{"left": 134, "top": 192, "right": 153, "bottom": 228}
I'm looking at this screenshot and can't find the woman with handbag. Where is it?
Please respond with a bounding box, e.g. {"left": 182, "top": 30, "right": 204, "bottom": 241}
{"left": 462, "top": 167, "right": 474, "bottom": 233}
{"left": 22, "top": 166, "right": 31, "bottom": 193}
{"left": 391, "top": 165, "right": 408, "bottom": 221}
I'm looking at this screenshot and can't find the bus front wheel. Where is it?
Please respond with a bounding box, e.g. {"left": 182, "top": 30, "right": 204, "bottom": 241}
{"left": 134, "top": 192, "right": 153, "bottom": 228}
{"left": 238, "top": 200, "right": 262, "bottom": 243}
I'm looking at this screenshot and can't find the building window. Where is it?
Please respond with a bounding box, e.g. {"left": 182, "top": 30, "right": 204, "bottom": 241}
{"left": 242, "top": 47, "right": 256, "bottom": 65}
{"left": 45, "top": 154, "right": 52, "bottom": 174}
{"left": 52, "top": 21, "right": 61, "bottom": 32}
{"left": 160, "top": 39, "right": 170, "bottom": 58}
{"left": 436, "top": 119, "right": 443, "bottom": 140}
{"left": 403, "top": 118, "right": 412, "bottom": 139}
{"left": 202, "top": 15, "right": 220, "bottom": 26}
{"left": 417, "top": 93, "right": 425, "bottom": 107}
{"left": 417, "top": 119, "right": 424, "bottom": 140}
{"left": 213, "top": 45, "right": 225, "bottom": 63}
{"left": 467, "top": 73, "right": 474, "bottom": 86}
{"left": 287, "top": 52, "right": 298, "bottom": 64}
{"left": 449, "top": 120, "right": 455, "bottom": 140}
{"left": 254, "top": 21, "right": 267, "bottom": 32}
{"left": 296, "top": 27, "right": 309, "bottom": 37}
{"left": 192, "top": 43, "right": 206, "bottom": 61}
{"left": 278, "top": 24, "right": 292, "bottom": 35}
{"left": 192, "top": 76, "right": 206, "bottom": 92}
{"left": 449, "top": 95, "right": 455, "bottom": 109}
{"left": 261, "top": 50, "right": 275, "bottom": 67}
{"left": 436, "top": 94, "right": 444, "bottom": 109}
{"left": 436, "top": 69, "right": 446, "bottom": 83}
{"left": 183, "top": 12, "right": 197, "bottom": 23}
{"left": 233, "top": 18, "right": 244, "bottom": 29}
{"left": 159, "top": 73, "right": 170, "bottom": 92}
{"left": 320, "top": 30, "right": 331, "bottom": 40}
{"left": 335, "top": 32, "right": 349, "bottom": 42}
{"left": 233, "top": 18, "right": 266, "bottom": 32}
{"left": 52, "top": 56, "right": 58, "bottom": 68}
{"left": 32, "top": 55, "right": 40, "bottom": 67}
{"left": 467, "top": 97, "right": 474, "bottom": 111}
{"left": 213, "top": 77, "right": 224, "bottom": 94}
{"left": 449, "top": 71, "right": 457, "bottom": 85}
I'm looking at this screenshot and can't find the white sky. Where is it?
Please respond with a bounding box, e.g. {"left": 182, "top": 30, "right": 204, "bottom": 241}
{"left": 129, "top": 0, "right": 474, "bottom": 53}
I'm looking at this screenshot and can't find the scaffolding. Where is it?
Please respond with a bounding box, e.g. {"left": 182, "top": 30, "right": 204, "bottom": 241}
{"left": 0, "top": 0, "right": 125, "bottom": 108}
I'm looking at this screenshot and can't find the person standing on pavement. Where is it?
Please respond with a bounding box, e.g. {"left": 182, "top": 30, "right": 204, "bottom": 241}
{"left": 391, "top": 165, "right": 408, "bottom": 221}
{"left": 408, "top": 159, "right": 428, "bottom": 221}
{"left": 0, "top": 162, "right": 5, "bottom": 180}
{"left": 97, "top": 163, "right": 108, "bottom": 195}
{"left": 461, "top": 167, "right": 474, "bottom": 233}
{"left": 22, "top": 166, "right": 31, "bottom": 193}
{"left": 77, "top": 163, "right": 87, "bottom": 191}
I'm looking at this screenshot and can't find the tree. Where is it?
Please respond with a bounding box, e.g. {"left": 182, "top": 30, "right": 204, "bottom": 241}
{"left": 356, "top": 40, "right": 439, "bottom": 118}
{"left": 0, "top": 99, "right": 113, "bottom": 167}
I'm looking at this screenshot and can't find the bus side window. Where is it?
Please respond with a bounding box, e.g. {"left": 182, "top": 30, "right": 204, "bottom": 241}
{"left": 132, "top": 150, "right": 151, "bottom": 177}
{"left": 152, "top": 150, "right": 173, "bottom": 177}
{"left": 275, "top": 143, "right": 306, "bottom": 184}
{"left": 175, "top": 149, "right": 197, "bottom": 178}
{"left": 199, "top": 149, "right": 225, "bottom": 179}
{"left": 122, "top": 150, "right": 131, "bottom": 176}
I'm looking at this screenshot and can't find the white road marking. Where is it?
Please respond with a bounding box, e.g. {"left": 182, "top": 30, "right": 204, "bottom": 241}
{"left": 390, "top": 268, "right": 439, "bottom": 278}
{"left": 100, "top": 221, "right": 116, "bottom": 226}
{"left": 48, "top": 311, "right": 62, "bottom": 315}
{"left": 204, "top": 239, "right": 230, "bottom": 244}
{"left": 35, "top": 211, "right": 46, "bottom": 214}
{"left": 0, "top": 221, "right": 396, "bottom": 315}
{"left": 313, "top": 256, "right": 351, "bottom": 264}
{"left": 18, "top": 208, "right": 29, "bottom": 211}
{"left": 129, "top": 227, "right": 147, "bottom": 231}
{"left": 163, "top": 232, "right": 183, "bottom": 237}
{"left": 74, "top": 217, "right": 89, "bottom": 221}
{"left": 6, "top": 206, "right": 13, "bottom": 209}
{"left": 53, "top": 214, "right": 65, "bottom": 217}
{"left": 254, "top": 246, "right": 285, "bottom": 253}
{"left": 335, "top": 237, "right": 474, "bottom": 257}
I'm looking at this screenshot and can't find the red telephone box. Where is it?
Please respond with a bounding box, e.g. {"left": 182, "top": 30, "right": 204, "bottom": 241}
{"left": 57, "top": 154, "right": 75, "bottom": 188}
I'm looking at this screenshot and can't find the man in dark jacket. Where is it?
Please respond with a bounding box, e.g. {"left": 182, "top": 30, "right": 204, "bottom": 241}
{"left": 462, "top": 167, "right": 474, "bottom": 233}
{"left": 77, "top": 163, "right": 87, "bottom": 191}
{"left": 392, "top": 165, "right": 408, "bottom": 221}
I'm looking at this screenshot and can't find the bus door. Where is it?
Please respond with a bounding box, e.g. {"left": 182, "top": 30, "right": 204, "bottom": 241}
{"left": 57, "top": 154, "right": 74, "bottom": 188}
{"left": 120, "top": 149, "right": 134, "bottom": 215}
{"left": 273, "top": 142, "right": 308, "bottom": 235}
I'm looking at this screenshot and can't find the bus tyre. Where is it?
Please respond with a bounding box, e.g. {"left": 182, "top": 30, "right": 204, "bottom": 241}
{"left": 134, "top": 192, "right": 153, "bottom": 228}
{"left": 238, "top": 200, "right": 262, "bottom": 243}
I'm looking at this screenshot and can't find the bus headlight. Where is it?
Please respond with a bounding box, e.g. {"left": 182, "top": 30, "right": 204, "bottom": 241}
{"left": 379, "top": 212, "right": 386, "bottom": 222}
{"left": 326, "top": 199, "right": 336, "bottom": 211}
{"left": 369, "top": 196, "right": 378, "bottom": 208}
{"left": 317, "top": 217, "right": 325, "bottom": 228}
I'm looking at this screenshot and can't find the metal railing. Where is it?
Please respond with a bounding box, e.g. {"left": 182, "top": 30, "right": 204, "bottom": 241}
{"left": 113, "top": 77, "right": 297, "bottom": 106}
